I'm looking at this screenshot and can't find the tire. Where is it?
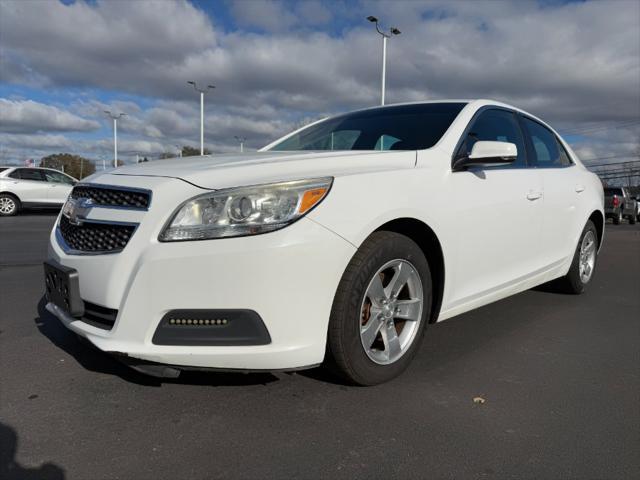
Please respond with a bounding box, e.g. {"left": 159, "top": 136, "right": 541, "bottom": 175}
{"left": 629, "top": 214, "right": 637, "bottom": 225}
{"left": 613, "top": 210, "right": 621, "bottom": 225}
{"left": 0, "top": 193, "right": 20, "bottom": 216}
{"left": 555, "top": 220, "right": 598, "bottom": 294}
{"left": 326, "top": 231, "right": 432, "bottom": 385}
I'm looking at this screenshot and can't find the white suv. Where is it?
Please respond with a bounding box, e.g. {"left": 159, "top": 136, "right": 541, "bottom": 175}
{"left": 0, "top": 166, "right": 77, "bottom": 216}
{"left": 43, "top": 100, "right": 604, "bottom": 385}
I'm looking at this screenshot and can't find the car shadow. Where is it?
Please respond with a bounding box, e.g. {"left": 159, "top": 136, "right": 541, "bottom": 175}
{"left": 34, "top": 296, "right": 278, "bottom": 387}
{"left": 35, "top": 285, "right": 569, "bottom": 388}
{"left": 0, "top": 422, "right": 65, "bottom": 480}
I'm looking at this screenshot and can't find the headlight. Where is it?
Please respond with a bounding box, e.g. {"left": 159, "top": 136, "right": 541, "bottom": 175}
{"left": 159, "top": 177, "right": 333, "bottom": 241}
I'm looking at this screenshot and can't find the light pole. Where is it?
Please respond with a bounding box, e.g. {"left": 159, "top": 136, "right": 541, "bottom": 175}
{"left": 367, "top": 16, "right": 401, "bottom": 105}
{"left": 187, "top": 81, "right": 215, "bottom": 155}
{"left": 234, "top": 136, "right": 246, "bottom": 153}
{"left": 104, "top": 111, "right": 126, "bottom": 167}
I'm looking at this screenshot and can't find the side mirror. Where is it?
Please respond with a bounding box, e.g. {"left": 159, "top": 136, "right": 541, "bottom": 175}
{"left": 453, "top": 141, "right": 517, "bottom": 171}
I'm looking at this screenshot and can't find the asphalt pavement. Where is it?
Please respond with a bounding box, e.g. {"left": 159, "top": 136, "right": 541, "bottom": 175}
{"left": 1, "top": 212, "right": 639, "bottom": 480}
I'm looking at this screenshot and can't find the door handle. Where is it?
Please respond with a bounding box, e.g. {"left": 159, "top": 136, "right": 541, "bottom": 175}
{"left": 526, "top": 191, "right": 543, "bottom": 201}
{"left": 575, "top": 185, "right": 585, "bottom": 193}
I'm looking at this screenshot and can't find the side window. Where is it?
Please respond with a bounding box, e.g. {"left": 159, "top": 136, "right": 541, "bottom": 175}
{"left": 522, "top": 117, "right": 571, "bottom": 168}
{"left": 457, "top": 109, "right": 527, "bottom": 168}
{"left": 44, "top": 170, "right": 75, "bottom": 185}
{"left": 555, "top": 138, "right": 573, "bottom": 167}
{"left": 10, "top": 168, "right": 45, "bottom": 181}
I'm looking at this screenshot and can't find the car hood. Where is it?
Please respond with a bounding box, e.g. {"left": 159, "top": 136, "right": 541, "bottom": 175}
{"left": 94, "top": 150, "right": 416, "bottom": 190}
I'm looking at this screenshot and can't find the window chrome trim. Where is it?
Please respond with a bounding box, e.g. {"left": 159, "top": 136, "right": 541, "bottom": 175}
{"left": 71, "top": 183, "right": 153, "bottom": 211}
{"left": 56, "top": 217, "right": 140, "bottom": 255}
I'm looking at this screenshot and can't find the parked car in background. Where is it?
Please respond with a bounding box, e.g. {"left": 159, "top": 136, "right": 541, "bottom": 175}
{"left": 0, "top": 166, "right": 77, "bottom": 216}
{"left": 604, "top": 186, "right": 637, "bottom": 224}
{"left": 44, "top": 100, "right": 604, "bottom": 385}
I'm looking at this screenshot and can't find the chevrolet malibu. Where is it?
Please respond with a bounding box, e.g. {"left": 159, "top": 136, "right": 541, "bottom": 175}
{"left": 44, "top": 100, "right": 604, "bottom": 385}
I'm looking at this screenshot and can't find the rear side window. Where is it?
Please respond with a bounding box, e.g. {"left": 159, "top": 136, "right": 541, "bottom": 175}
{"left": 8, "top": 168, "right": 46, "bottom": 181}
{"left": 456, "top": 109, "right": 527, "bottom": 168}
{"left": 522, "top": 117, "right": 572, "bottom": 168}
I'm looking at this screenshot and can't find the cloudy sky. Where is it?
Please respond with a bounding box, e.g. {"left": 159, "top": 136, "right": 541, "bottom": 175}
{"left": 0, "top": 0, "right": 638, "bottom": 168}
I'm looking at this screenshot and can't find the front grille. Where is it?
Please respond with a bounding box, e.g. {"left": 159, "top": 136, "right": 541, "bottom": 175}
{"left": 71, "top": 184, "right": 151, "bottom": 209}
{"left": 80, "top": 301, "right": 118, "bottom": 330}
{"left": 59, "top": 215, "right": 136, "bottom": 253}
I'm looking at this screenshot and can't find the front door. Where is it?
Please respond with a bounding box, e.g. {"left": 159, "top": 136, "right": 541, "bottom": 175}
{"left": 43, "top": 170, "right": 75, "bottom": 204}
{"left": 446, "top": 109, "right": 544, "bottom": 306}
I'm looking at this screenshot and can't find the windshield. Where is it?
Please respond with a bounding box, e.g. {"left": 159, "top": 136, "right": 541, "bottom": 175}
{"left": 268, "top": 103, "right": 466, "bottom": 151}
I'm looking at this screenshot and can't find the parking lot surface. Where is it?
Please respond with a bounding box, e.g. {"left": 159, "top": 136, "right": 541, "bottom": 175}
{"left": 1, "top": 213, "right": 639, "bottom": 480}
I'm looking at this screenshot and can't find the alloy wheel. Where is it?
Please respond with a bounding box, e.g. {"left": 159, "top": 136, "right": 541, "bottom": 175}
{"left": 0, "top": 197, "right": 16, "bottom": 215}
{"left": 359, "top": 259, "right": 424, "bottom": 365}
{"left": 579, "top": 230, "right": 596, "bottom": 284}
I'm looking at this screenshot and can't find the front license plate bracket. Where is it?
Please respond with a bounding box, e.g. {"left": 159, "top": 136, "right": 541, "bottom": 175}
{"left": 44, "top": 260, "right": 84, "bottom": 317}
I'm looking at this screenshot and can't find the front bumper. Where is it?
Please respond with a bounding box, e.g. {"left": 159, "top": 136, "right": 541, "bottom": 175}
{"left": 46, "top": 182, "right": 356, "bottom": 372}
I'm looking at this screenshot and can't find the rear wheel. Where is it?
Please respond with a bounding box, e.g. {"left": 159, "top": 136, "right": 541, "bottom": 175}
{"left": 555, "top": 220, "right": 598, "bottom": 294}
{"left": 0, "top": 194, "right": 20, "bottom": 216}
{"left": 629, "top": 213, "right": 637, "bottom": 225}
{"left": 326, "top": 231, "right": 432, "bottom": 385}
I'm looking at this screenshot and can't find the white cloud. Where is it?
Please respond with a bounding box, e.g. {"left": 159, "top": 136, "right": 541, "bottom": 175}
{"left": 0, "top": 99, "right": 100, "bottom": 133}
{"left": 0, "top": 132, "right": 72, "bottom": 149}
{"left": 229, "top": 0, "right": 298, "bottom": 32}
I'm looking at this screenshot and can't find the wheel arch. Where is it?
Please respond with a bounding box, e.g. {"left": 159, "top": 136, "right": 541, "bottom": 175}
{"left": 587, "top": 209, "right": 604, "bottom": 251}
{"left": 0, "top": 190, "right": 21, "bottom": 202}
{"left": 373, "top": 218, "right": 445, "bottom": 324}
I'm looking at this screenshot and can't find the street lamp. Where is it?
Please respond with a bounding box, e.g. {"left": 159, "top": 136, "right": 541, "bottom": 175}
{"left": 366, "top": 16, "right": 401, "bottom": 105}
{"left": 234, "top": 136, "right": 246, "bottom": 153}
{"left": 187, "top": 81, "right": 215, "bottom": 155}
{"left": 104, "top": 111, "right": 126, "bottom": 167}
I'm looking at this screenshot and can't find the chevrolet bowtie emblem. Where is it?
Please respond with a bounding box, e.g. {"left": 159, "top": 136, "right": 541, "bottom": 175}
{"left": 62, "top": 197, "right": 94, "bottom": 225}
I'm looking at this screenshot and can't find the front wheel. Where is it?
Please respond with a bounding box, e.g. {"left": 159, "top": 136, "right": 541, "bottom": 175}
{"left": 555, "top": 220, "right": 598, "bottom": 294}
{"left": 326, "top": 231, "right": 432, "bottom": 385}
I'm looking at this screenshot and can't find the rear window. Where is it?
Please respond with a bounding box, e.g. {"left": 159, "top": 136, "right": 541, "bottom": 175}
{"left": 604, "top": 188, "right": 623, "bottom": 195}
{"left": 268, "top": 103, "right": 467, "bottom": 151}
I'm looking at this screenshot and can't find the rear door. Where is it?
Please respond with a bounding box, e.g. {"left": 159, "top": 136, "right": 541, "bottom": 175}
{"left": 447, "top": 108, "right": 544, "bottom": 305}
{"left": 520, "top": 117, "right": 583, "bottom": 265}
{"left": 7, "top": 168, "right": 50, "bottom": 204}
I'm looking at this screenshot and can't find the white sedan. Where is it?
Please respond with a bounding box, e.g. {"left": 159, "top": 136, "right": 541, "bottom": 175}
{"left": 43, "top": 100, "right": 604, "bottom": 385}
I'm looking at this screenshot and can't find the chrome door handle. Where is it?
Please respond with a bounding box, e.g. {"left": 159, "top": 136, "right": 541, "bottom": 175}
{"left": 527, "top": 191, "right": 543, "bottom": 201}
{"left": 575, "top": 185, "right": 585, "bottom": 193}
